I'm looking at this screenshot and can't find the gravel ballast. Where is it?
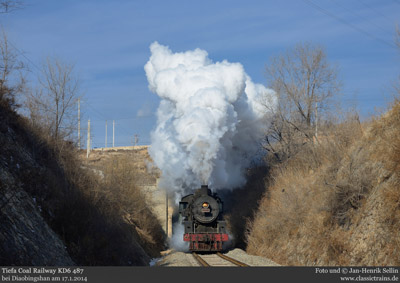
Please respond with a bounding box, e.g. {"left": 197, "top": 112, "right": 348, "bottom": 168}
{"left": 155, "top": 248, "right": 280, "bottom": 267}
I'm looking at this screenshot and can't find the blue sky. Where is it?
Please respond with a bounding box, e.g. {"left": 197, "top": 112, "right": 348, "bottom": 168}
{"left": 2, "top": 0, "right": 399, "bottom": 147}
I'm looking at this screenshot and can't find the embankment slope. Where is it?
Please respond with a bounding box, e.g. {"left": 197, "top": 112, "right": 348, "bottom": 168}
{"left": 0, "top": 104, "right": 161, "bottom": 265}
{"left": 247, "top": 101, "right": 400, "bottom": 265}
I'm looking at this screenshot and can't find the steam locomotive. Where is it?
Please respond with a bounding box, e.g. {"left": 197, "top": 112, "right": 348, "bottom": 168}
{"left": 179, "top": 185, "right": 228, "bottom": 251}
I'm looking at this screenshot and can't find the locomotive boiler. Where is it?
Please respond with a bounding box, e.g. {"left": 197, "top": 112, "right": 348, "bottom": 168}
{"left": 179, "top": 185, "right": 228, "bottom": 252}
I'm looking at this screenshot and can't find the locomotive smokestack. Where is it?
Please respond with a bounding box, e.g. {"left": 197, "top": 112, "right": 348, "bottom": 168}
{"left": 199, "top": 185, "right": 210, "bottom": 195}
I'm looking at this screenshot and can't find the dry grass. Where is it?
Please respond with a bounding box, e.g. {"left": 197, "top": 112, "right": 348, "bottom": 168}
{"left": 99, "top": 154, "right": 166, "bottom": 257}
{"left": 366, "top": 99, "right": 400, "bottom": 264}
{"left": 246, "top": 107, "right": 400, "bottom": 265}
{"left": 0, "top": 101, "right": 165, "bottom": 265}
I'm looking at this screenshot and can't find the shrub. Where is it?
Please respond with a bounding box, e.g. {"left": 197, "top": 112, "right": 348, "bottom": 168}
{"left": 0, "top": 102, "right": 164, "bottom": 265}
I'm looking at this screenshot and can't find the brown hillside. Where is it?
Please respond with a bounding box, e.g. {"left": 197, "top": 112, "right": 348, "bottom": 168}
{"left": 0, "top": 104, "right": 163, "bottom": 265}
{"left": 80, "top": 148, "right": 166, "bottom": 258}
{"left": 247, "top": 101, "right": 400, "bottom": 265}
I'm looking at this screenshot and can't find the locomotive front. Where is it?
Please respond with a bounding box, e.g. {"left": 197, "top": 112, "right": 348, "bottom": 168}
{"left": 179, "top": 185, "right": 228, "bottom": 251}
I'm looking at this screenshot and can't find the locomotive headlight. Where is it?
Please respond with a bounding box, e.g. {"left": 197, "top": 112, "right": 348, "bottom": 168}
{"left": 201, "top": 202, "right": 211, "bottom": 213}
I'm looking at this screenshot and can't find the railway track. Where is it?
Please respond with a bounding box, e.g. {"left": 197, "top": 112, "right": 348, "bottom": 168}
{"left": 192, "top": 252, "right": 249, "bottom": 267}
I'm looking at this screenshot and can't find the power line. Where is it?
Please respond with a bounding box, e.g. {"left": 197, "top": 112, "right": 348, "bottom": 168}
{"left": 2, "top": 33, "right": 42, "bottom": 72}
{"left": 3, "top": 35, "right": 148, "bottom": 147}
{"left": 84, "top": 101, "right": 146, "bottom": 145}
{"left": 111, "top": 115, "right": 153, "bottom": 121}
{"left": 85, "top": 103, "right": 132, "bottom": 137}
{"left": 86, "top": 115, "right": 153, "bottom": 122}
{"left": 357, "top": 0, "right": 399, "bottom": 24}
{"left": 0, "top": 27, "right": 147, "bottom": 147}
{"left": 302, "top": 0, "right": 397, "bottom": 50}
{"left": 1, "top": 34, "right": 141, "bottom": 147}
{"left": 86, "top": 103, "right": 110, "bottom": 121}
{"left": 330, "top": 0, "right": 391, "bottom": 37}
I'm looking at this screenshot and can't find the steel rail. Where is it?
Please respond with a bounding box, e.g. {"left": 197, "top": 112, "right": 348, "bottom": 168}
{"left": 216, "top": 252, "right": 249, "bottom": 267}
{"left": 192, "top": 252, "right": 210, "bottom": 267}
{"left": 192, "top": 252, "right": 249, "bottom": 267}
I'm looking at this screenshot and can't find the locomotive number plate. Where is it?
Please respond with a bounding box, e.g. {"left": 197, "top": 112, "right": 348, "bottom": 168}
{"left": 201, "top": 208, "right": 210, "bottom": 213}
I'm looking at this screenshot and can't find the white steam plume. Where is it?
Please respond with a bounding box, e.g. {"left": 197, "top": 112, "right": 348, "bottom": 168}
{"left": 169, "top": 223, "right": 189, "bottom": 252}
{"left": 145, "top": 42, "right": 276, "bottom": 198}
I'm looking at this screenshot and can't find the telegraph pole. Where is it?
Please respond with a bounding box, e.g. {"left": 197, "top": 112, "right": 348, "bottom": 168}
{"left": 105, "top": 120, "right": 107, "bottom": 148}
{"left": 77, "top": 98, "right": 80, "bottom": 149}
{"left": 87, "top": 119, "right": 91, "bottom": 158}
{"left": 113, "top": 120, "right": 115, "bottom": 147}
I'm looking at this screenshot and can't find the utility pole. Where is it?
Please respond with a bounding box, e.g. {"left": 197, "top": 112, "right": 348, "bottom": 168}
{"left": 113, "top": 120, "right": 115, "bottom": 147}
{"left": 87, "top": 119, "right": 91, "bottom": 158}
{"left": 78, "top": 98, "right": 80, "bottom": 149}
{"left": 105, "top": 120, "right": 107, "bottom": 148}
{"left": 134, "top": 134, "right": 139, "bottom": 146}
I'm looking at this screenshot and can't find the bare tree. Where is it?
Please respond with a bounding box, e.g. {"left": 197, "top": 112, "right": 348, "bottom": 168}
{"left": 27, "top": 57, "right": 81, "bottom": 140}
{"left": 0, "top": 29, "right": 25, "bottom": 107}
{"left": 264, "top": 42, "right": 341, "bottom": 161}
{"left": 0, "top": 0, "right": 26, "bottom": 108}
{"left": 0, "top": 0, "right": 23, "bottom": 13}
